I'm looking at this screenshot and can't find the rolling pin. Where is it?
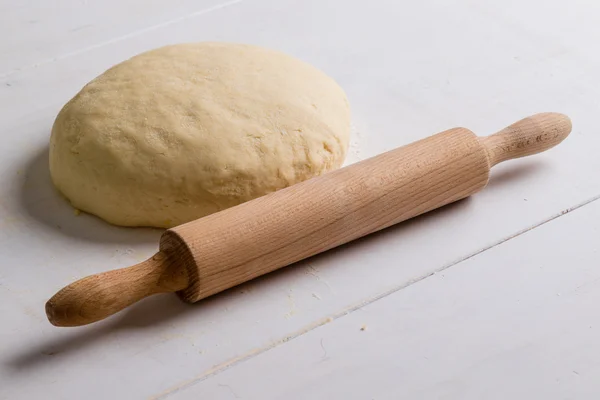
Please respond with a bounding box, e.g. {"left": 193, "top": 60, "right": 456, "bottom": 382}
{"left": 46, "top": 112, "right": 572, "bottom": 327}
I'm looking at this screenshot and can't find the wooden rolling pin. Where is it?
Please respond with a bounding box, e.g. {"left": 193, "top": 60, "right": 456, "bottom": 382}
{"left": 46, "top": 112, "right": 572, "bottom": 327}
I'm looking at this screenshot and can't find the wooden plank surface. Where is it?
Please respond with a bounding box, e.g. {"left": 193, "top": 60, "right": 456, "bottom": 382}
{"left": 1, "top": 0, "right": 599, "bottom": 399}
{"left": 171, "top": 197, "right": 600, "bottom": 400}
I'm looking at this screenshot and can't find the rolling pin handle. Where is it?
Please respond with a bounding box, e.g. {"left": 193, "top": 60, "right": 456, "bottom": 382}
{"left": 480, "top": 112, "right": 572, "bottom": 167}
{"left": 45, "top": 252, "right": 188, "bottom": 327}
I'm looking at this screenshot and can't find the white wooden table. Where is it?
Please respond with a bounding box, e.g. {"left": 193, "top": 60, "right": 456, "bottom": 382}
{"left": 1, "top": 1, "right": 599, "bottom": 399}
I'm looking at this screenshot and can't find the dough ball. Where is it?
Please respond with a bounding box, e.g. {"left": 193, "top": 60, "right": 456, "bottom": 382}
{"left": 50, "top": 42, "right": 351, "bottom": 228}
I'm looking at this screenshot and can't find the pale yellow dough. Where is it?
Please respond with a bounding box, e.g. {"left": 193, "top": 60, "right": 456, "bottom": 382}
{"left": 50, "top": 42, "right": 351, "bottom": 228}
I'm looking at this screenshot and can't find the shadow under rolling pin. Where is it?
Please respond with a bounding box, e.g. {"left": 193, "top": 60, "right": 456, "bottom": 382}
{"left": 46, "top": 112, "right": 572, "bottom": 327}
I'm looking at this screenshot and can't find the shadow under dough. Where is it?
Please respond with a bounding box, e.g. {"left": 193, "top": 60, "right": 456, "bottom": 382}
{"left": 18, "top": 146, "right": 161, "bottom": 244}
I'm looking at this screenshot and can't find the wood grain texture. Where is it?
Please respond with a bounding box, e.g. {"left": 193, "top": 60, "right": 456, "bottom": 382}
{"left": 45, "top": 112, "right": 571, "bottom": 326}
{"left": 480, "top": 112, "right": 572, "bottom": 167}
{"left": 46, "top": 252, "right": 188, "bottom": 327}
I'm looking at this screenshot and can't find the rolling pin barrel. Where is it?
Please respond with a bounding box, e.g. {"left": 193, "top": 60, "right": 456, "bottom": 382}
{"left": 45, "top": 112, "right": 572, "bottom": 327}
{"left": 166, "top": 127, "right": 490, "bottom": 303}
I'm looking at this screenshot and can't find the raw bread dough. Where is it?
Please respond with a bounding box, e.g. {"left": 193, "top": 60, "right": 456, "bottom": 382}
{"left": 50, "top": 42, "right": 351, "bottom": 228}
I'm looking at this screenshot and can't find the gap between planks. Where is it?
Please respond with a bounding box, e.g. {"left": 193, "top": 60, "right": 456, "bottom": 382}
{"left": 0, "top": 0, "right": 244, "bottom": 79}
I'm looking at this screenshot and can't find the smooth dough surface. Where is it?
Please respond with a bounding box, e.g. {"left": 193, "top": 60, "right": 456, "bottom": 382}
{"left": 50, "top": 42, "right": 351, "bottom": 228}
